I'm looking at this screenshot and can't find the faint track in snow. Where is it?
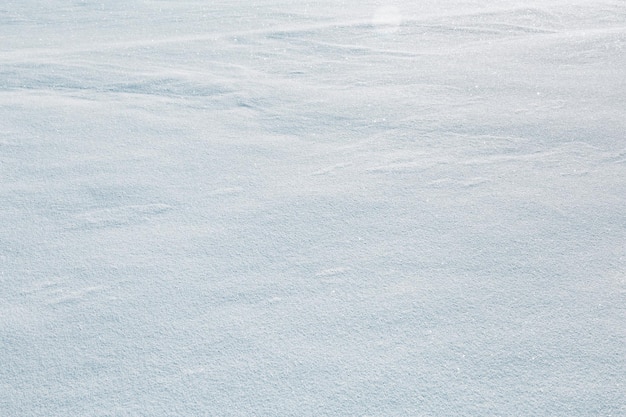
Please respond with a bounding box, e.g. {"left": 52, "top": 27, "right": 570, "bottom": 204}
{"left": 311, "top": 162, "right": 353, "bottom": 176}
{"left": 46, "top": 286, "right": 107, "bottom": 307}
{"left": 315, "top": 267, "right": 352, "bottom": 277}
{"left": 70, "top": 203, "right": 172, "bottom": 230}
{"left": 17, "top": 279, "right": 109, "bottom": 311}
{"left": 205, "top": 187, "right": 244, "bottom": 197}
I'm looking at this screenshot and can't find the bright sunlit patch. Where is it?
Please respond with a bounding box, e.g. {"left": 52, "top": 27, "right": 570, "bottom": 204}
{"left": 372, "top": 5, "right": 402, "bottom": 34}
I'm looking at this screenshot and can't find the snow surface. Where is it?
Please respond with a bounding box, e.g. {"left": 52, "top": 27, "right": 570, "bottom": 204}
{"left": 1, "top": 1, "right": 625, "bottom": 415}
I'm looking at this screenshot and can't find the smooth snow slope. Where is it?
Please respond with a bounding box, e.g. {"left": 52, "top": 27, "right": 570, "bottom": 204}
{"left": 1, "top": 1, "right": 625, "bottom": 415}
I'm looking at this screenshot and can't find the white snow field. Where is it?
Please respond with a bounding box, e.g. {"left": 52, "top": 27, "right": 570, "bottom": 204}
{"left": 1, "top": 0, "right": 625, "bottom": 415}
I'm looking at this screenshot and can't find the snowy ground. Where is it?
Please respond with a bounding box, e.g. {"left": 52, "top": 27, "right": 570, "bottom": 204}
{"left": 1, "top": 1, "right": 625, "bottom": 415}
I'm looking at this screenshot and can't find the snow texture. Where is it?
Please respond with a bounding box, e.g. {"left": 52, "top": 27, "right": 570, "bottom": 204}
{"left": 1, "top": 1, "right": 625, "bottom": 415}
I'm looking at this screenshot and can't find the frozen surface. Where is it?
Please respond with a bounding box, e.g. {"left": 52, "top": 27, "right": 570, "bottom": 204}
{"left": 1, "top": 1, "right": 625, "bottom": 415}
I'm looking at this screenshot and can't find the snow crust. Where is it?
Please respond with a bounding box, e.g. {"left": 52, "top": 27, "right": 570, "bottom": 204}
{"left": 1, "top": 1, "right": 625, "bottom": 415}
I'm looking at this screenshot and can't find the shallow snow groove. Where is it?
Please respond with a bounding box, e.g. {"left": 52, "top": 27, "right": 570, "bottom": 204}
{"left": 1, "top": 1, "right": 625, "bottom": 416}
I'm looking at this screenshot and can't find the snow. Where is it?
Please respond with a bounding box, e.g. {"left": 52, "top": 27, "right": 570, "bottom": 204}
{"left": 1, "top": 1, "right": 625, "bottom": 415}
